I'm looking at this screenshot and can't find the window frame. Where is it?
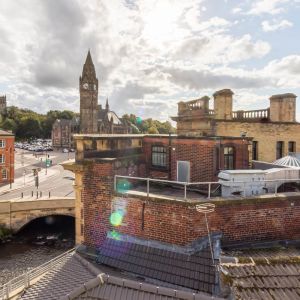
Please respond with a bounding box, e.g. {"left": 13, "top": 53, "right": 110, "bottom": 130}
{"left": 223, "top": 146, "right": 235, "bottom": 170}
{"left": 252, "top": 141, "right": 258, "bottom": 161}
{"left": 288, "top": 141, "right": 296, "bottom": 154}
{"left": 1, "top": 168, "right": 7, "bottom": 180}
{"left": 0, "top": 140, "right": 5, "bottom": 148}
{"left": 276, "top": 141, "right": 284, "bottom": 159}
{"left": 151, "top": 145, "right": 167, "bottom": 168}
{"left": 0, "top": 154, "right": 5, "bottom": 164}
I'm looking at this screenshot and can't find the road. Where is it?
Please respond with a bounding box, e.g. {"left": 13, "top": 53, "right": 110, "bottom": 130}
{"left": 0, "top": 149, "right": 75, "bottom": 201}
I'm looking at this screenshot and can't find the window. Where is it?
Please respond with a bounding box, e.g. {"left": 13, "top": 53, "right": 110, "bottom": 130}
{"left": 152, "top": 146, "right": 167, "bottom": 167}
{"left": 252, "top": 141, "right": 258, "bottom": 161}
{"left": 0, "top": 140, "right": 5, "bottom": 148}
{"left": 276, "top": 141, "right": 285, "bottom": 159}
{"left": 288, "top": 141, "right": 296, "bottom": 154}
{"left": 224, "top": 146, "right": 234, "bottom": 170}
{"left": 276, "top": 141, "right": 284, "bottom": 159}
{"left": 1, "top": 169, "right": 7, "bottom": 180}
{"left": 0, "top": 154, "right": 5, "bottom": 164}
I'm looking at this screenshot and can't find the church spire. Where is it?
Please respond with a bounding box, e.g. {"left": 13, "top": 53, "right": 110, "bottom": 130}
{"left": 82, "top": 50, "right": 96, "bottom": 79}
{"left": 105, "top": 98, "right": 109, "bottom": 111}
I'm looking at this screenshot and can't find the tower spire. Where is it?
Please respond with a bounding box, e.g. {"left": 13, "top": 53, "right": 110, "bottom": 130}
{"left": 105, "top": 98, "right": 109, "bottom": 110}
{"left": 82, "top": 50, "right": 96, "bottom": 79}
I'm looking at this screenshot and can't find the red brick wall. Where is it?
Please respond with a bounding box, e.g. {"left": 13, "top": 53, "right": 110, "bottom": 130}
{"left": 143, "top": 137, "right": 249, "bottom": 182}
{"left": 0, "top": 135, "right": 15, "bottom": 185}
{"left": 81, "top": 160, "right": 300, "bottom": 247}
{"left": 109, "top": 195, "right": 300, "bottom": 246}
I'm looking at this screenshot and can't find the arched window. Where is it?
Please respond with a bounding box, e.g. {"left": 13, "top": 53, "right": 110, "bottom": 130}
{"left": 224, "top": 147, "right": 234, "bottom": 170}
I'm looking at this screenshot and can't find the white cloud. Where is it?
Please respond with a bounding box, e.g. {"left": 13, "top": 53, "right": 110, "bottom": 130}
{"left": 248, "top": 0, "right": 289, "bottom": 15}
{"left": 0, "top": 0, "right": 298, "bottom": 121}
{"left": 262, "top": 19, "right": 293, "bottom": 32}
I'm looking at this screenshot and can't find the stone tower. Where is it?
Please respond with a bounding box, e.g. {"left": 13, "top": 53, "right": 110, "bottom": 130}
{"left": 80, "top": 50, "right": 98, "bottom": 133}
{"left": 0, "top": 95, "right": 7, "bottom": 114}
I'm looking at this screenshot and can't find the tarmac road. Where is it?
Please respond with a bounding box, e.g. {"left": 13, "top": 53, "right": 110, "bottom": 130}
{"left": 0, "top": 149, "right": 75, "bottom": 201}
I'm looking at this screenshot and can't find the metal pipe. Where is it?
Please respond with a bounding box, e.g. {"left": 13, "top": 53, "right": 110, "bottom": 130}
{"left": 147, "top": 179, "right": 150, "bottom": 197}
{"left": 208, "top": 183, "right": 211, "bottom": 199}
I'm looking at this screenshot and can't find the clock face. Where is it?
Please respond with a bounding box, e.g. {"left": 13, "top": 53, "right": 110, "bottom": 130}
{"left": 83, "top": 83, "right": 89, "bottom": 90}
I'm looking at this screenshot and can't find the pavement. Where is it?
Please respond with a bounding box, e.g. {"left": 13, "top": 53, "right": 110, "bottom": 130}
{"left": 0, "top": 149, "right": 75, "bottom": 201}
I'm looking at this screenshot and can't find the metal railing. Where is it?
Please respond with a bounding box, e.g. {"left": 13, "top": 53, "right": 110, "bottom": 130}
{"left": 0, "top": 248, "right": 75, "bottom": 300}
{"left": 114, "top": 175, "right": 300, "bottom": 200}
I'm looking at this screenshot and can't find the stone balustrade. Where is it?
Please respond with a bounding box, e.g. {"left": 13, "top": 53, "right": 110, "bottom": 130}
{"left": 232, "top": 108, "right": 270, "bottom": 120}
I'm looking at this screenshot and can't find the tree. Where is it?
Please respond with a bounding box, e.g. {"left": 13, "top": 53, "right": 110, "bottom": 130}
{"left": 1, "top": 118, "right": 17, "bottom": 133}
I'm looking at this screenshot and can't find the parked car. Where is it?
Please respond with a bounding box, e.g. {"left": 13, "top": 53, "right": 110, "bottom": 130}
{"left": 62, "top": 148, "right": 69, "bottom": 153}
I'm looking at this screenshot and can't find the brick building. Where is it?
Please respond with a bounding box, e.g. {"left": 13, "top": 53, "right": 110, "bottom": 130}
{"left": 64, "top": 133, "right": 250, "bottom": 246}
{"left": 0, "top": 129, "right": 14, "bottom": 186}
{"left": 172, "top": 89, "right": 300, "bottom": 162}
{"left": 64, "top": 133, "right": 300, "bottom": 249}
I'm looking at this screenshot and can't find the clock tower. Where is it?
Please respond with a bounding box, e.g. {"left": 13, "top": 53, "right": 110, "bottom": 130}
{"left": 79, "top": 50, "right": 98, "bottom": 133}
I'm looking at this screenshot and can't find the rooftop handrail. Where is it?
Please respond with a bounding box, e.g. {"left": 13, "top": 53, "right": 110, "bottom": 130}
{"left": 114, "top": 175, "right": 300, "bottom": 200}
{"left": 0, "top": 248, "right": 75, "bottom": 300}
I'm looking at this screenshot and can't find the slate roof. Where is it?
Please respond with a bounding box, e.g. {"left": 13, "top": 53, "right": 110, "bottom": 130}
{"left": 61, "top": 273, "right": 223, "bottom": 300}
{"left": 220, "top": 246, "right": 300, "bottom": 300}
{"left": 19, "top": 252, "right": 97, "bottom": 300}
{"left": 95, "top": 235, "right": 219, "bottom": 295}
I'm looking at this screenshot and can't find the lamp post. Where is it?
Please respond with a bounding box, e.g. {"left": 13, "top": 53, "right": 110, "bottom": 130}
{"left": 45, "top": 150, "right": 48, "bottom": 175}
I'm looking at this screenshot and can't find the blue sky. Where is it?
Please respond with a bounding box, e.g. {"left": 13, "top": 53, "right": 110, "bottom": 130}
{"left": 0, "top": 0, "right": 299, "bottom": 121}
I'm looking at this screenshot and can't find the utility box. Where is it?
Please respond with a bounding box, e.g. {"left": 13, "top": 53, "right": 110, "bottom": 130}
{"left": 219, "top": 170, "right": 266, "bottom": 197}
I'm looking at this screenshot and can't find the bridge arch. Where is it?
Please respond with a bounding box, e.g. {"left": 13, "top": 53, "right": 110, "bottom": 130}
{"left": 15, "top": 213, "right": 75, "bottom": 234}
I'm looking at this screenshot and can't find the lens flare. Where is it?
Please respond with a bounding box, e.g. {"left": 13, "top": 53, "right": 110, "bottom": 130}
{"left": 108, "top": 230, "right": 121, "bottom": 240}
{"left": 109, "top": 209, "right": 125, "bottom": 227}
{"left": 116, "top": 179, "right": 132, "bottom": 193}
{"left": 136, "top": 116, "right": 142, "bottom": 125}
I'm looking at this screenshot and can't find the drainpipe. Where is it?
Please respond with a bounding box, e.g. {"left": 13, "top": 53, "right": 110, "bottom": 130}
{"left": 168, "top": 132, "right": 172, "bottom": 180}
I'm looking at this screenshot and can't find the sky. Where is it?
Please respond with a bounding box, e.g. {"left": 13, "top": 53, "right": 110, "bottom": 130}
{"left": 0, "top": 0, "right": 300, "bottom": 122}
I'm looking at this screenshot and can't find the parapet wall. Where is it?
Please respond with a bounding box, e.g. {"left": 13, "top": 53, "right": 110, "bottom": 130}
{"left": 80, "top": 159, "right": 300, "bottom": 248}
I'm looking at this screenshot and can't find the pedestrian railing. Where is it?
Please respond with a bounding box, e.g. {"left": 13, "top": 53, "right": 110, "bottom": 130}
{"left": 0, "top": 248, "right": 75, "bottom": 300}
{"left": 114, "top": 175, "right": 300, "bottom": 200}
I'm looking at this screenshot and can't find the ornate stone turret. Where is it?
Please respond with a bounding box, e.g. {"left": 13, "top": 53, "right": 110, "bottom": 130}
{"left": 269, "top": 93, "right": 297, "bottom": 122}
{"left": 79, "top": 50, "right": 98, "bottom": 133}
{"left": 213, "top": 89, "right": 233, "bottom": 120}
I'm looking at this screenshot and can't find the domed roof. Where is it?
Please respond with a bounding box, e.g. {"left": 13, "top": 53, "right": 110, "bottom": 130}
{"left": 273, "top": 155, "right": 300, "bottom": 168}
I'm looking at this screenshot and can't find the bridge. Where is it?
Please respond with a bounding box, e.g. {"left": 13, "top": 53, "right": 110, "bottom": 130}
{"left": 0, "top": 197, "right": 75, "bottom": 231}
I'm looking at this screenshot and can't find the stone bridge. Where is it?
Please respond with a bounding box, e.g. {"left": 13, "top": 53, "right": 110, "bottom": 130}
{"left": 0, "top": 197, "right": 75, "bottom": 231}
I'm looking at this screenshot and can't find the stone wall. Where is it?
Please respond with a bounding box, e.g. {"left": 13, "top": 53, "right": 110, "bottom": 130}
{"left": 0, "top": 198, "right": 75, "bottom": 231}
{"left": 215, "top": 121, "right": 300, "bottom": 162}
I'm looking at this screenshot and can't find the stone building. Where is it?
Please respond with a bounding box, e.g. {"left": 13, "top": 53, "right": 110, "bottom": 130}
{"left": 0, "top": 95, "right": 7, "bottom": 114}
{"left": 172, "top": 89, "right": 300, "bottom": 162}
{"left": 79, "top": 50, "right": 131, "bottom": 135}
{"left": 52, "top": 51, "right": 131, "bottom": 148}
{"left": 52, "top": 117, "right": 80, "bottom": 149}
